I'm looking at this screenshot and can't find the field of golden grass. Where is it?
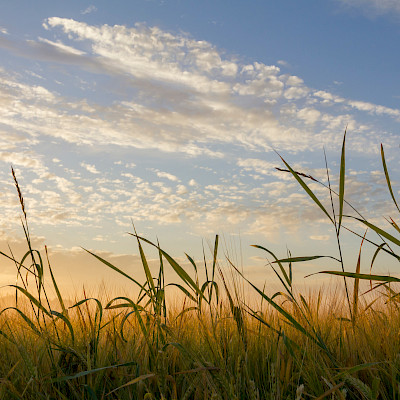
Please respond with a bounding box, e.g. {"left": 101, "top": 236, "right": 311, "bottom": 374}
{"left": 1, "top": 132, "right": 400, "bottom": 399}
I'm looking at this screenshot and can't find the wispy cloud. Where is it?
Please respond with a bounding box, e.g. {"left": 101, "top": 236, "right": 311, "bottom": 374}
{"left": 0, "top": 18, "right": 397, "bottom": 161}
{"left": 337, "top": 0, "right": 400, "bottom": 16}
{"left": 0, "top": 17, "right": 398, "bottom": 258}
{"left": 37, "top": 37, "right": 86, "bottom": 56}
{"left": 81, "top": 5, "right": 98, "bottom": 15}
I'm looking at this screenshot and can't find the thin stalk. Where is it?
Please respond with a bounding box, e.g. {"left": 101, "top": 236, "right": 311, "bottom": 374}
{"left": 275, "top": 167, "right": 397, "bottom": 257}
{"left": 323, "top": 148, "right": 352, "bottom": 319}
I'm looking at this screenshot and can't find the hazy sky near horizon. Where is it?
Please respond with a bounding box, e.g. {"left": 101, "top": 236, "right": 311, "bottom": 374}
{"left": 0, "top": 0, "right": 400, "bottom": 293}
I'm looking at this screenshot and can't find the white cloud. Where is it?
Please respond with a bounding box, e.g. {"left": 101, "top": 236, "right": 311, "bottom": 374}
{"left": 38, "top": 37, "right": 86, "bottom": 56}
{"left": 310, "top": 235, "right": 330, "bottom": 241}
{"left": 313, "top": 90, "right": 400, "bottom": 120}
{"left": 237, "top": 158, "right": 277, "bottom": 176}
{"left": 286, "top": 76, "right": 304, "bottom": 86}
{"left": 284, "top": 86, "right": 309, "bottom": 100}
{"left": 0, "top": 18, "right": 397, "bottom": 160}
{"left": 0, "top": 151, "right": 44, "bottom": 170}
{"left": 176, "top": 184, "right": 188, "bottom": 195}
{"left": 277, "top": 60, "right": 290, "bottom": 67}
{"left": 81, "top": 5, "right": 98, "bottom": 15}
{"left": 156, "top": 171, "right": 179, "bottom": 181}
{"left": 348, "top": 100, "right": 400, "bottom": 119}
{"left": 80, "top": 162, "right": 100, "bottom": 174}
{"left": 297, "top": 108, "right": 321, "bottom": 125}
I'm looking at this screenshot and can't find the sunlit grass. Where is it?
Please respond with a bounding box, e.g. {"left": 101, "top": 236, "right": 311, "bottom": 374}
{"left": 1, "top": 132, "right": 400, "bottom": 399}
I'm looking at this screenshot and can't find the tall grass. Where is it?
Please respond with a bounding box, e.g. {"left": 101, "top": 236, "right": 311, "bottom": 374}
{"left": 1, "top": 132, "right": 400, "bottom": 399}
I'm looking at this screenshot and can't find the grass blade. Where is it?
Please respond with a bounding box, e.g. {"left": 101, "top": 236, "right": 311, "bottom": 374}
{"left": 136, "top": 233, "right": 156, "bottom": 300}
{"left": 338, "top": 130, "right": 346, "bottom": 233}
{"left": 316, "top": 270, "right": 400, "bottom": 283}
{"left": 352, "top": 217, "right": 400, "bottom": 248}
{"left": 353, "top": 230, "right": 367, "bottom": 322}
{"left": 52, "top": 361, "right": 137, "bottom": 383}
{"left": 130, "top": 234, "right": 205, "bottom": 300}
{"left": 83, "top": 248, "right": 150, "bottom": 295}
{"left": 0, "top": 307, "right": 41, "bottom": 335}
{"left": 51, "top": 311, "right": 75, "bottom": 343}
{"left": 45, "top": 246, "right": 67, "bottom": 316}
{"left": 107, "top": 373, "right": 156, "bottom": 395}
{"left": 381, "top": 144, "right": 400, "bottom": 213}
{"left": 7, "top": 285, "right": 51, "bottom": 316}
{"left": 252, "top": 245, "right": 291, "bottom": 288}
{"left": 277, "top": 153, "right": 334, "bottom": 224}
{"left": 273, "top": 255, "right": 340, "bottom": 263}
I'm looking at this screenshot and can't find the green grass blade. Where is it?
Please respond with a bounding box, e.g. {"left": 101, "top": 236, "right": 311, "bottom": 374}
{"left": 105, "top": 296, "right": 144, "bottom": 310}
{"left": 185, "top": 253, "right": 198, "bottom": 274}
{"left": 273, "top": 255, "right": 340, "bottom": 263}
{"left": 174, "top": 306, "right": 198, "bottom": 321}
{"left": 131, "top": 234, "right": 205, "bottom": 300}
{"left": 300, "top": 295, "right": 312, "bottom": 317}
{"left": 119, "top": 311, "right": 134, "bottom": 342}
{"left": 0, "top": 307, "right": 41, "bottom": 335}
{"left": 243, "top": 306, "right": 299, "bottom": 352}
{"left": 270, "top": 265, "right": 293, "bottom": 297}
{"left": 381, "top": 144, "right": 400, "bottom": 213}
{"left": 136, "top": 235, "right": 156, "bottom": 300}
{"left": 83, "top": 248, "right": 150, "bottom": 295}
{"left": 317, "top": 270, "right": 400, "bottom": 283}
{"left": 51, "top": 311, "right": 75, "bottom": 343}
{"left": 17, "top": 250, "right": 39, "bottom": 278}
{"left": 353, "top": 231, "right": 366, "bottom": 322}
{"left": 353, "top": 217, "right": 400, "bottom": 248}
{"left": 370, "top": 243, "right": 387, "bottom": 274}
{"left": 338, "top": 130, "right": 346, "bottom": 233}
{"left": 277, "top": 153, "right": 334, "bottom": 224}
{"left": 46, "top": 247, "right": 67, "bottom": 316}
{"left": 70, "top": 298, "right": 102, "bottom": 315}
{"left": 52, "top": 361, "right": 137, "bottom": 383}
{"left": 334, "top": 362, "right": 380, "bottom": 380}
{"left": 231, "top": 265, "right": 318, "bottom": 345}
{"left": 8, "top": 285, "right": 51, "bottom": 316}
{"left": 388, "top": 216, "right": 400, "bottom": 233}
{"left": 252, "top": 245, "right": 291, "bottom": 288}
{"left": 210, "top": 235, "right": 219, "bottom": 302}
{"left": 166, "top": 283, "right": 198, "bottom": 303}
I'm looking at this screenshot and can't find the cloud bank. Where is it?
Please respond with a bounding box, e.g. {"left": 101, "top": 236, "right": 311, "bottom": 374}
{"left": 0, "top": 18, "right": 398, "bottom": 272}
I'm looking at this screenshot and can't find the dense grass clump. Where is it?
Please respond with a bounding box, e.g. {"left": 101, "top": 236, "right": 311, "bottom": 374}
{"left": 1, "top": 132, "right": 400, "bottom": 399}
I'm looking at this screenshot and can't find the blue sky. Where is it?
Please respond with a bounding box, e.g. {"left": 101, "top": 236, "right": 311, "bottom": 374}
{"left": 0, "top": 0, "right": 399, "bottom": 293}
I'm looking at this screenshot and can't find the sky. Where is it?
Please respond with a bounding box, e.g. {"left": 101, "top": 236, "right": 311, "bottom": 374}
{"left": 0, "top": 0, "right": 400, "bottom": 296}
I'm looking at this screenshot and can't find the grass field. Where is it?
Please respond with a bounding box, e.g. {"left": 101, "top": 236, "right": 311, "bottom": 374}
{"left": 1, "top": 133, "right": 400, "bottom": 399}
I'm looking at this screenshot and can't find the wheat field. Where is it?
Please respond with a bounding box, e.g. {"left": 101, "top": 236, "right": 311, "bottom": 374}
{"left": 1, "top": 133, "right": 400, "bottom": 399}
